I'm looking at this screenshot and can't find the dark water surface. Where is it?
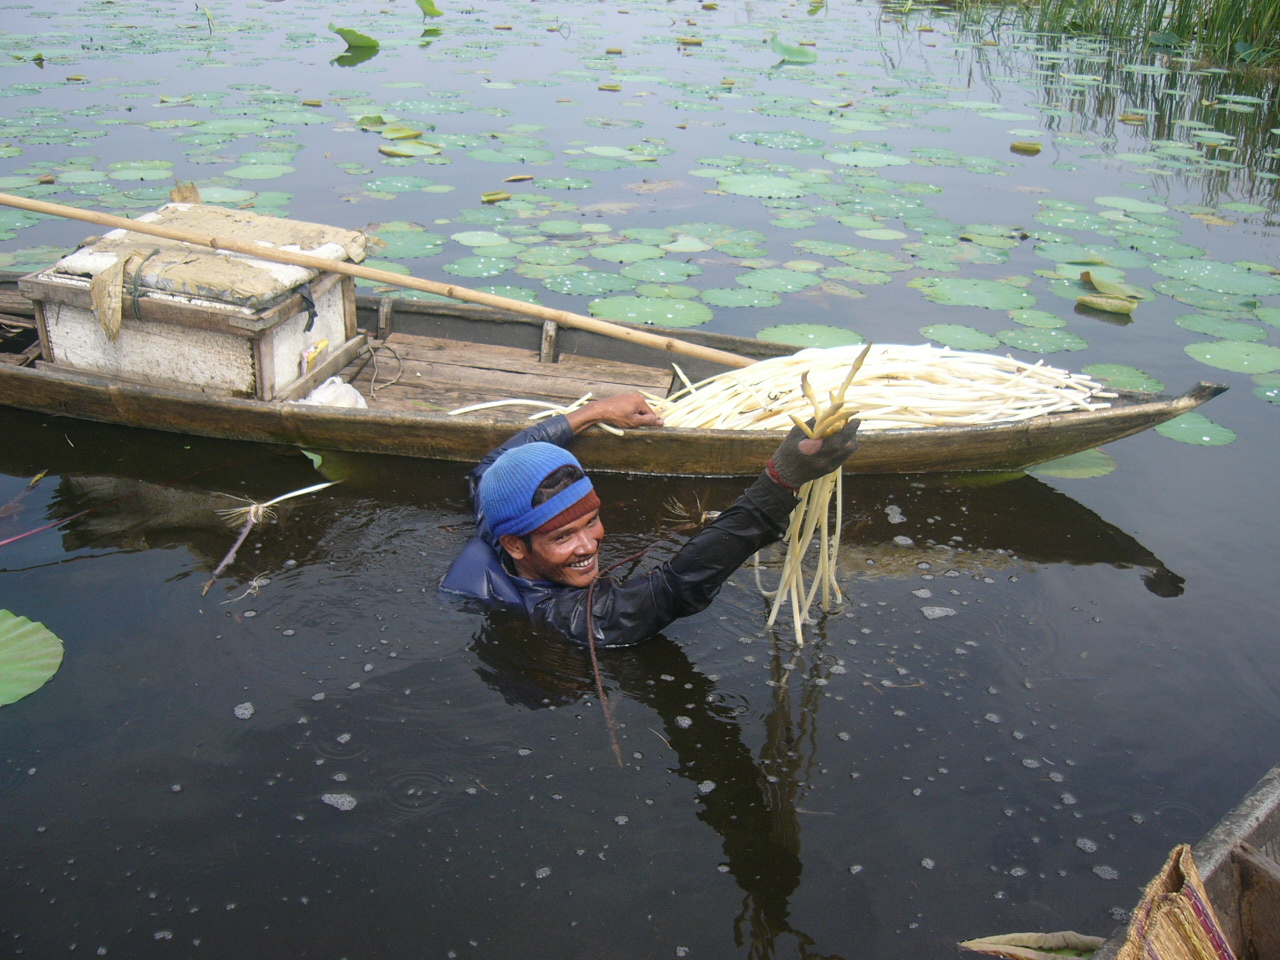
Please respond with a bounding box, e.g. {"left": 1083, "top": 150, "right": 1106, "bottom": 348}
{"left": 2, "top": 1, "right": 1280, "bottom": 958}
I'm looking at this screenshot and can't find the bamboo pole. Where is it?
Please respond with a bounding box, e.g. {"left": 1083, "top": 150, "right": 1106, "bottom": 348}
{"left": 0, "top": 191, "right": 756, "bottom": 370}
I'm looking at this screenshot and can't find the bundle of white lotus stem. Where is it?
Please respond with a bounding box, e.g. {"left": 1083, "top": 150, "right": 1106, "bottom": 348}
{"left": 649, "top": 344, "right": 1113, "bottom": 645}
{"left": 651, "top": 344, "right": 1113, "bottom": 432}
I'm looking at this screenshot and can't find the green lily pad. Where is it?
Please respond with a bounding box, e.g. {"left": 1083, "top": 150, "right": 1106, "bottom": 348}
{"left": 1150, "top": 259, "right": 1280, "bottom": 296}
{"left": 1152, "top": 280, "right": 1260, "bottom": 313}
{"left": 535, "top": 177, "right": 593, "bottom": 190}
{"left": 1008, "top": 309, "right": 1066, "bottom": 328}
{"left": 699, "top": 287, "right": 781, "bottom": 308}
{"left": 997, "top": 328, "right": 1088, "bottom": 353}
{"left": 592, "top": 243, "right": 665, "bottom": 264}
{"left": 1154, "top": 412, "right": 1235, "bottom": 445}
{"left": 541, "top": 271, "right": 636, "bottom": 296}
{"left": 473, "top": 284, "right": 541, "bottom": 304}
{"left": 225, "top": 164, "right": 294, "bottom": 181}
{"left": 909, "top": 277, "right": 1037, "bottom": 310}
{"left": 0, "top": 611, "right": 63, "bottom": 707}
{"left": 1256, "top": 308, "right": 1280, "bottom": 328}
{"left": 1081, "top": 364, "right": 1164, "bottom": 392}
{"left": 824, "top": 150, "right": 910, "bottom": 168}
{"left": 539, "top": 220, "right": 585, "bottom": 236}
{"left": 620, "top": 260, "right": 702, "bottom": 282}
{"left": 1031, "top": 449, "right": 1116, "bottom": 479}
{"left": 919, "top": 324, "right": 1001, "bottom": 350}
{"left": 1175, "top": 314, "right": 1267, "bottom": 341}
{"left": 588, "top": 296, "right": 712, "bottom": 328}
{"left": 716, "top": 174, "right": 811, "bottom": 198}
{"left": 756, "top": 323, "right": 865, "bottom": 347}
{"left": 1094, "top": 195, "right": 1167, "bottom": 213}
{"left": 363, "top": 175, "right": 440, "bottom": 194}
{"left": 442, "top": 256, "right": 514, "bottom": 278}
{"left": 450, "top": 231, "right": 509, "bottom": 247}
{"left": 1185, "top": 340, "right": 1280, "bottom": 373}
{"left": 737, "top": 268, "right": 823, "bottom": 293}
{"left": 517, "top": 245, "right": 588, "bottom": 266}
{"left": 467, "top": 146, "right": 556, "bottom": 164}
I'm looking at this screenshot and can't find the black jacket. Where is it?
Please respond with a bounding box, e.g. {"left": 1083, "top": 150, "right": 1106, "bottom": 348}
{"left": 439, "top": 416, "right": 797, "bottom": 646}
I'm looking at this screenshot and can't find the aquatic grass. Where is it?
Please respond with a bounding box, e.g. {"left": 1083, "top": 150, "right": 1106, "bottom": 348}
{"left": 1036, "top": 0, "right": 1280, "bottom": 66}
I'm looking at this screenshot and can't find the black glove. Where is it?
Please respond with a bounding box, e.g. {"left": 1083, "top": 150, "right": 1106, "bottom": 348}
{"left": 766, "top": 418, "right": 861, "bottom": 491}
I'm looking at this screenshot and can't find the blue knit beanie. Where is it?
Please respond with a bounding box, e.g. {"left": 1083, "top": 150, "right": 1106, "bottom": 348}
{"left": 478, "top": 442, "right": 595, "bottom": 538}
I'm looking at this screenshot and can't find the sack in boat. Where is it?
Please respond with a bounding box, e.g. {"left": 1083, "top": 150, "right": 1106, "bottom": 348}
{"left": 293, "top": 376, "right": 367, "bottom": 410}
{"left": 1116, "top": 843, "right": 1236, "bottom": 960}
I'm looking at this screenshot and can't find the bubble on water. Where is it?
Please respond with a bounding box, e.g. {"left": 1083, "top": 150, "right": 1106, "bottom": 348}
{"left": 614, "top": 815, "right": 629, "bottom": 825}
{"left": 895, "top": 535, "right": 915, "bottom": 546}
{"left": 911, "top": 588, "right": 932, "bottom": 598}
{"left": 322, "top": 793, "right": 357, "bottom": 811}
{"left": 282, "top": 629, "right": 295, "bottom": 636}
{"left": 717, "top": 864, "right": 730, "bottom": 873}
{"left": 1110, "top": 906, "right": 1131, "bottom": 921}
{"left": 1022, "top": 758, "right": 1040, "bottom": 768}
{"left": 363, "top": 663, "right": 373, "bottom": 673}
{"left": 1076, "top": 837, "right": 1098, "bottom": 853}
{"left": 922, "top": 606, "right": 956, "bottom": 619}
{"left": 698, "top": 780, "right": 716, "bottom": 794}
{"left": 311, "top": 692, "right": 326, "bottom": 701}
{"left": 676, "top": 948, "right": 689, "bottom": 957}
{"left": 1048, "top": 770, "right": 1065, "bottom": 782}
{"left": 921, "top": 858, "right": 935, "bottom": 870}
{"left": 347, "top": 682, "right": 361, "bottom": 690}
{"left": 1131, "top": 813, "right": 1146, "bottom": 824}
{"left": 332, "top": 773, "right": 347, "bottom": 782}
{"left": 675, "top": 716, "right": 692, "bottom": 729}
{"left": 153, "top": 931, "right": 172, "bottom": 940}
{"left": 837, "top": 731, "right": 851, "bottom": 741}
{"left": 1009, "top": 866, "right": 1027, "bottom": 877}
{"left": 535, "top": 866, "right": 551, "bottom": 879}
{"left": 984, "top": 713, "right": 1001, "bottom": 723}
{"left": 1093, "top": 864, "right": 1119, "bottom": 880}
{"left": 336, "top": 733, "right": 351, "bottom": 744}
{"left": 1061, "top": 793, "right": 1078, "bottom": 805}
{"left": 243, "top": 610, "right": 256, "bottom": 618}
{"left": 233, "top": 702, "right": 254, "bottom": 720}
{"left": 171, "top": 783, "right": 182, "bottom": 793}
{"left": 518, "top": 748, "right": 533, "bottom": 757}
{"left": 848, "top": 864, "right": 863, "bottom": 875}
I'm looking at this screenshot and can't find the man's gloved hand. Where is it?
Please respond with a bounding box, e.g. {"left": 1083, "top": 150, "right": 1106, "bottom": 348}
{"left": 766, "top": 418, "right": 861, "bottom": 491}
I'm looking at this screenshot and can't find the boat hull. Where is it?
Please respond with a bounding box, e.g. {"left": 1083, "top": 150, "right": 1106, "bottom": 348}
{"left": 0, "top": 360, "right": 1226, "bottom": 476}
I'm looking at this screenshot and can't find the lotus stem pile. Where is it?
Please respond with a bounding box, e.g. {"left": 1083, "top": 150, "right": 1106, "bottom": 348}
{"left": 649, "top": 344, "right": 1113, "bottom": 645}
{"left": 651, "top": 344, "right": 1113, "bottom": 431}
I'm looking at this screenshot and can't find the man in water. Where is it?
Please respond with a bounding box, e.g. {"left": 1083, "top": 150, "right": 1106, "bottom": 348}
{"left": 441, "top": 392, "right": 860, "bottom": 646}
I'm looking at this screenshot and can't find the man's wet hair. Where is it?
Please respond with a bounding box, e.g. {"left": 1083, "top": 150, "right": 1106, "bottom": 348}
{"left": 531, "top": 464, "right": 585, "bottom": 507}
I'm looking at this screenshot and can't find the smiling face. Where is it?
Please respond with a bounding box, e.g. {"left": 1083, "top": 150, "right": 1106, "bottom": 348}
{"left": 500, "top": 509, "right": 605, "bottom": 589}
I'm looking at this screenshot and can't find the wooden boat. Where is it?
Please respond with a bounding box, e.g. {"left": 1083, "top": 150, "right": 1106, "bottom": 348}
{"left": 1092, "top": 762, "right": 1280, "bottom": 960}
{"left": 0, "top": 270, "right": 1226, "bottom": 476}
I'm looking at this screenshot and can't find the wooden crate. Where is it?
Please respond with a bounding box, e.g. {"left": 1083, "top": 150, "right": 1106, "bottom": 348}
{"left": 18, "top": 203, "right": 367, "bottom": 400}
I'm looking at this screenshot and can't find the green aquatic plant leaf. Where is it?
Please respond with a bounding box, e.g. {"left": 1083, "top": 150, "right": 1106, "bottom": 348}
{"left": 770, "top": 35, "right": 818, "bottom": 65}
{"left": 541, "top": 271, "right": 636, "bottom": 296}
{"left": 909, "top": 277, "right": 1037, "bottom": 310}
{"left": 756, "top": 323, "right": 864, "bottom": 347}
{"left": 699, "top": 287, "right": 780, "bottom": 308}
{"left": 716, "top": 174, "right": 810, "bottom": 198}
{"left": 0, "top": 611, "right": 63, "bottom": 707}
{"left": 1154, "top": 413, "right": 1235, "bottom": 446}
{"left": 998, "top": 327, "right": 1088, "bottom": 353}
{"left": 1185, "top": 340, "right": 1280, "bottom": 373}
{"left": 592, "top": 243, "right": 665, "bottom": 264}
{"left": 1008, "top": 309, "right": 1066, "bottom": 329}
{"left": 588, "top": 296, "right": 712, "bottom": 328}
{"left": 1175, "top": 314, "right": 1267, "bottom": 341}
{"left": 330, "top": 24, "right": 379, "bottom": 49}
{"left": 415, "top": 0, "right": 443, "bottom": 17}
{"left": 1031, "top": 449, "right": 1116, "bottom": 479}
{"left": 1151, "top": 259, "right": 1280, "bottom": 296}
{"left": 919, "top": 324, "right": 1002, "bottom": 350}
{"left": 1081, "top": 364, "right": 1164, "bottom": 392}
{"left": 737, "top": 268, "right": 823, "bottom": 293}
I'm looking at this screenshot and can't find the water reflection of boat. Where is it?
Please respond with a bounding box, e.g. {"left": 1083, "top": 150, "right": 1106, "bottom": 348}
{"left": 0, "top": 421, "right": 1181, "bottom": 598}
{"left": 0, "top": 271, "right": 1225, "bottom": 477}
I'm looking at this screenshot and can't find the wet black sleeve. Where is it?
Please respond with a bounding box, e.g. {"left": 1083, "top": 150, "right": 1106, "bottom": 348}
{"left": 529, "top": 475, "right": 798, "bottom": 647}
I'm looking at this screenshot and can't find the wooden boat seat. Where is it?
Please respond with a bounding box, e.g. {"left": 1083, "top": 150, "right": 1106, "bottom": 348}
{"left": 345, "top": 330, "right": 675, "bottom": 423}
